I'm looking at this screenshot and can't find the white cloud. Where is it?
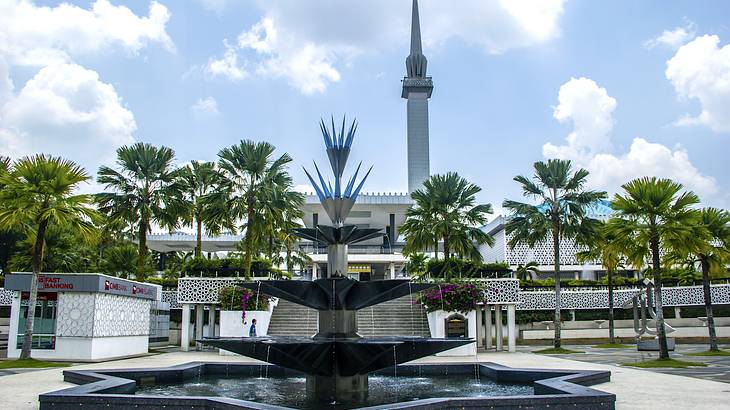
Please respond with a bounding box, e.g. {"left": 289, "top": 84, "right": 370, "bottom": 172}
{"left": 0, "top": 57, "right": 13, "bottom": 105}
{"left": 0, "top": 63, "right": 136, "bottom": 176}
{"left": 543, "top": 77, "right": 616, "bottom": 161}
{"left": 543, "top": 77, "right": 717, "bottom": 198}
{"left": 0, "top": 0, "right": 174, "bottom": 66}
{"left": 204, "top": 0, "right": 566, "bottom": 93}
{"left": 197, "top": 0, "right": 228, "bottom": 15}
{"left": 643, "top": 20, "right": 696, "bottom": 50}
{"left": 191, "top": 96, "right": 219, "bottom": 115}
{"left": 205, "top": 40, "right": 247, "bottom": 81}
{"left": 665, "top": 34, "right": 730, "bottom": 133}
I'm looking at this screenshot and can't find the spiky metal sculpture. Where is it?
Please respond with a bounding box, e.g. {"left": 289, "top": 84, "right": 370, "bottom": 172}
{"left": 295, "top": 116, "right": 382, "bottom": 277}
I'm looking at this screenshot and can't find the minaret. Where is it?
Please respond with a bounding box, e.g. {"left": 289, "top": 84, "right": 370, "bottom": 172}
{"left": 402, "top": 0, "right": 432, "bottom": 193}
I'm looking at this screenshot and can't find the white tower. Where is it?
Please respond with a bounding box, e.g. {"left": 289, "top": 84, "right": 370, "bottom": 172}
{"left": 402, "top": 0, "right": 432, "bottom": 193}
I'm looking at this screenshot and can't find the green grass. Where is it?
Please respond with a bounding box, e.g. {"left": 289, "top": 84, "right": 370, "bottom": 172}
{"left": 533, "top": 347, "right": 583, "bottom": 354}
{"left": 592, "top": 343, "right": 633, "bottom": 349}
{"left": 686, "top": 350, "right": 730, "bottom": 357}
{"left": 622, "top": 358, "right": 708, "bottom": 368}
{"left": 0, "top": 359, "right": 71, "bottom": 369}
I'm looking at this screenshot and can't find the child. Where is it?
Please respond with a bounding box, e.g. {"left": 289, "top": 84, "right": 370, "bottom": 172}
{"left": 249, "top": 318, "right": 257, "bottom": 337}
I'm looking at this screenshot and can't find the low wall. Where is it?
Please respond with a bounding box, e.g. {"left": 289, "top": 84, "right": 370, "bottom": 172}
{"left": 219, "top": 310, "right": 272, "bottom": 356}
{"left": 427, "top": 310, "right": 476, "bottom": 356}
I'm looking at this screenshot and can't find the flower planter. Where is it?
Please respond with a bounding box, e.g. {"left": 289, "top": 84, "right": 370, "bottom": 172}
{"left": 426, "top": 310, "right": 477, "bottom": 356}
{"left": 218, "top": 307, "right": 273, "bottom": 356}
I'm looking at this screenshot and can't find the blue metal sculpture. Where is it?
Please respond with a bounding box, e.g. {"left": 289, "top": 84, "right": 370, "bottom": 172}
{"left": 303, "top": 116, "right": 372, "bottom": 226}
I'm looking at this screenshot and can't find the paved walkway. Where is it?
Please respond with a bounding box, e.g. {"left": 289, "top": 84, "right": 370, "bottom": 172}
{"left": 0, "top": 349, "right": 728, "bottom": 409}
{"left": 518, "top": 344, "right": 730, "bottom": 384}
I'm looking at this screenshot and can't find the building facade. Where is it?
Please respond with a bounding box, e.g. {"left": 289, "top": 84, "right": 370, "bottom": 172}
{"left": 479, "top": 201, "right": 615, "bottom": 279}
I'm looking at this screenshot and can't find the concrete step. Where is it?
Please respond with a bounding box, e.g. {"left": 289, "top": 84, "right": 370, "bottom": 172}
{"left": 268, "top": 295, "right": 431, "bottom": 337}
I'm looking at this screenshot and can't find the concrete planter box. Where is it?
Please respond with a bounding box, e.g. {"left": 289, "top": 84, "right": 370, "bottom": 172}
{"left": 426, "top": 310, "right": 476, "bottom": 356}
{"left": 219, "top": 310, "right": 272, "bottom": 356}
{"left": 638, "top": 337, "right": 676, "bottom": 351}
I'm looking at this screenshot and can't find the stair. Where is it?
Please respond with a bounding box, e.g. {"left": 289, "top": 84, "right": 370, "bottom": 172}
{"left": 267, "top": 296, "right": 431, "bottom": 337}
{"left": 267, "top": 299, "right": 318, "bottom": 336}
{"left": 357, "top": 296, "right": 431, "bottom": 337}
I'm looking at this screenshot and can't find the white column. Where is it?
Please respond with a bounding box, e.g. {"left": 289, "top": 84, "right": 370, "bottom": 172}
{"left": 389, "top": 263, "right": 396, "bottom": 279}
{"left": 485, "top": 306, "right": 492, "bottom": 350}
{"left": 494, "top": 304, "right": 503, "bottom": 351}
{"left": 312, "top": 263, "right": 319, "bottom": 280}
{"left": 475, "top": 306, "right": 483, "bottom": 349}
{"left": 507, "top": 304, "right": 516, "bottom": 353}
{"left": 7, "top": 292, "right": 21, "bottom": 358}
{"left": 195, "top": 304, "right": 204, "bottom": 350}
{"left": 181, "top": 304, "right": 191, "bottom": 352}
{"left": 207, "top": 305, "right": 216, "bottom": 337}
{"left": 674, "top": 306, "right": 682, "bottom": 319}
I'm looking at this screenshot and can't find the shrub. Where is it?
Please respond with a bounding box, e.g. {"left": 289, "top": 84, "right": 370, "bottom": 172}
{"left": 144, "top": 277, "right": 179, "bottom": 289}
{"left": 218, "top": 286, "right": 271, "bottom": 323}
{"left": 418, "top": 282, "right": 483, "bottom": 313}
{"left": 425, "top": 258, "right": 511, "bottom": 279}
{"left": 182, "top": 256, "right": 279, "bottom": 278}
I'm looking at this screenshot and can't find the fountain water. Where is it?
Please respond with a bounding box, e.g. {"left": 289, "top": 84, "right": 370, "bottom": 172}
{"left": 201, "top": 116, "right": 471, "bottom": 404}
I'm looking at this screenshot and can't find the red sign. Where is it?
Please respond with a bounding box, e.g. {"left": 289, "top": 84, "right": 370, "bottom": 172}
{"left": 37, "top": 276, "right": 74, "bottom": 290}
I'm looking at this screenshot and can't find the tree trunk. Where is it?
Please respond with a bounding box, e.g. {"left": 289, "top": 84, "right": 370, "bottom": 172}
{"left": 20, "top": 218, "right": 49, "bottom": 359}
{"left": 286, "top": 246, "right": 293, "bottom": 274}
{"left": 700, "top": 257, "right": 718, "bottom": 351}
{"left": 552, "top": 228, "right": 562, "bottom": 349}
{"left": 136, "top": 220, "right": 148, "bottom": 281}
{"left": 433, "top": 238, "right": 438, "bottom": 260}
{"left": 651, "top": 238, "right": 670, "bottom": 359}
{"left": 607, "top": 268, "right": 615, "bottom": 344}
{"left": 195, "top": 217, "right": 203, "bottom": 259}
{"left": 243, "top": 193, "right": 256, "bottom": 279}
{"left": 443, "top": 234, "right": 450, "bottom": 260}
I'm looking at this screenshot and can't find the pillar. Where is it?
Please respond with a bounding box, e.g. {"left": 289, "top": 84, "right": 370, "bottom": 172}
{"left": 312, "top": 263, "right": 319, "bottom": 280}
{"left": 195, "top": 304, "right": 204, "bottom": 350}
{"left": 570, "top": 309, "right": 576, "bottom": 321}
{"left": 485, "top": 306, "right": 493, "bottom": 350}
{"left": 476, "top": 306, "right": 483, "bottom": 349}
{"left": 207, "top": 305, "right": 216, "bottom": 337}
{"left": 389, "top": 263, "right": 396, "bottom": 279}
{"left": 507, "top": 304, "right": 516, "bottom": 353}
{"left": 674, "top": 306, "right": 682, "bottom": 319}
{"left": 181, "top": 304, "right": 191, "bottom": 352}
{"left": 495, "top": 304, "right": 503, "bottom": 351}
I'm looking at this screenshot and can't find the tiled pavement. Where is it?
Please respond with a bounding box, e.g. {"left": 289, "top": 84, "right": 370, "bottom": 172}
{"left": 519, "top": 344, "right": 730, "bottom": 384}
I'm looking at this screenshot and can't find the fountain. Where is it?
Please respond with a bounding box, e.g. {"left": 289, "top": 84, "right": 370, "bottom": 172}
{"left": 37, "top": 118, "right": 616, "bottom": 409}
{"left": 200, "top": 116, "right": 472, "bottom": 403}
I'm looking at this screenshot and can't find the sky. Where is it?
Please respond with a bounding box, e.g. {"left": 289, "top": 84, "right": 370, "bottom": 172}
{"left": 1, "top": 0, "right": 729, "bottom": 220}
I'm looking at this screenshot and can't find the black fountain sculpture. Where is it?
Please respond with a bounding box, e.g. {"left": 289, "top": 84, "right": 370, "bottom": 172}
{"left": 201, "top": 116, "right": 472, "bottom": 404}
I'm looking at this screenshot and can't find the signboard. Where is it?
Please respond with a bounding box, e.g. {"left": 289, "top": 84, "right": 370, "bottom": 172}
{"left": 445, "top": 314, "right": 468, "bottom": 338}
{"left": 5, "top": 273, "right": 158, "bottom": 300}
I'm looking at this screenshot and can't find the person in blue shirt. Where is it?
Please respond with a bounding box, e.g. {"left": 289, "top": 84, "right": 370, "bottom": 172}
{"left": 249, "top": 318, "right": 257, "bottom": 337}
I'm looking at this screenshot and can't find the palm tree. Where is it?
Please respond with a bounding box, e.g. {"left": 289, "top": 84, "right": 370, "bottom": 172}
{"left": 576, "top": 221, "right": 624, "bottom": 344}
{"left": 504, "top": 159, "right": 606, "bottom": 349}
{"left": 402, "top": 173, "right": 494, "bottom": 263}
{"left": 605, "top": 177, "right": 702, "bottom": 359}
{"left": 668, "top": 208, "right": 730, "bottom": 351}
{"left": 100, "top": 243, "right": 140, "bottom": 278}
{"left": 405, "top": 253, "right": 429, "bottom": 278}
{"left": 258, "top": 188, "right": 304, "bottom": 261}
{"left": 276, "top": 206, "right": 307, "bottom": 275}
{"left": 0, "top": 155, "right": 99, "bottom": 359}
{"left": 209, "top": 140, "right": 294, "bottom": 278}
{"left": 175, "top": 161, "right": 227, "bottom": 258}
{"left": 97, "top": 143, "right": 181, "bottom": 280}
{"left": 514, "top": 261, "right": 540, "bottom": 281}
